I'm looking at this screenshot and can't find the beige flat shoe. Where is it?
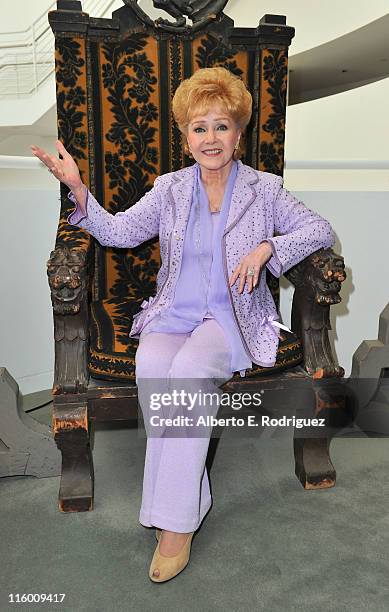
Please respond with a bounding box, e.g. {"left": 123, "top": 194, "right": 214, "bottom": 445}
{"left": 149, "top": 531, "right": 195, "bottom": 583}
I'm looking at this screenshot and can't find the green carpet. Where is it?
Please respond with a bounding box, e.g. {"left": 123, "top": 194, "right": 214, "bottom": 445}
{"left": 1, "top": 391, "right": 389, "bottom": 611}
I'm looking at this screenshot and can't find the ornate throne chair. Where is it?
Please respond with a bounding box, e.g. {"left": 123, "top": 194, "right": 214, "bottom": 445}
{"left": 48, "top": 0, "right": 346, "bottom": 512}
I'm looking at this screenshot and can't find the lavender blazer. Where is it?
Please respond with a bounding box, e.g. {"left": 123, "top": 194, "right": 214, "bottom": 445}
{"left": 68, "top": 159, "right": 335, "bottom": 367}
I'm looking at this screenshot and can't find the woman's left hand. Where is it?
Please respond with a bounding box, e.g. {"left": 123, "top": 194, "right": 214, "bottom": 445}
{"left": 229, "top": 242, "right": 273, "bottom": 293}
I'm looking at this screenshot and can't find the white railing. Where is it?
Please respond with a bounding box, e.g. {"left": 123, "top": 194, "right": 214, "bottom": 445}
{"left": 1, "top": 156, "right": 389, "bottom": 170}
{"left": 284, "top": 160, "right": 389, "bottom": 170}
{"left": 0, "top": 0, "right": 117, "bottom": 98}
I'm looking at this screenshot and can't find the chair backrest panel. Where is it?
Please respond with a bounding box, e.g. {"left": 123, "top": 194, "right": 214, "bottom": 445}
{"left": 50, "top": 2, "right": 295, "bottom": 312}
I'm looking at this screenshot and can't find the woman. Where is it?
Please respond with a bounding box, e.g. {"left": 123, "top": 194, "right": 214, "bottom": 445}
{"left": 31, "top": 67, "right": 335, "bottom": 583}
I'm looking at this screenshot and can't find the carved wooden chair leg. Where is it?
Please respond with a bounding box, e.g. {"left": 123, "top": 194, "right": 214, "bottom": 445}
{"left": 52, "top": 399, "right": 94, "bottom": 512}
{"left": 293, "top": 376, "right": 351, "bottom": 489}
{"left": 294, "top": 436, "right": 336, "bottom": 489}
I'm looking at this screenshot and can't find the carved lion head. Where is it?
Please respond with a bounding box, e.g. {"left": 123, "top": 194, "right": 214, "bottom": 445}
{"left": 47, "top": 247, "right": 89, "bottom": 315}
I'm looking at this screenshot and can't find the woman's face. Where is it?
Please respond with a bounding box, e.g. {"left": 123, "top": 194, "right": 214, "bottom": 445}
{"left": 186, "top": 107, "right": 241, "bottom": 171}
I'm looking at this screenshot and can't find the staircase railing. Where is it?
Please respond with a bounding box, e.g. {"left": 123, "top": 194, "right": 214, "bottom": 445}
{"left": 0, "top": 0, "right": 117, "bottom": 98}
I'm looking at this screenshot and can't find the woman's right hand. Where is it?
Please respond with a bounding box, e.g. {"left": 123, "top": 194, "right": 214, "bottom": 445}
{"left": 30, "top": 140, "right": 83, "bottom": 192}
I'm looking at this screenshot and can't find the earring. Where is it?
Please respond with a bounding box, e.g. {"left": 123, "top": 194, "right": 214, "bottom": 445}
{"left": 184, "top": 143, "right": 193, "bottom": 158}
{"left": 233, "top": 138, "right": 241, "bottom": 160}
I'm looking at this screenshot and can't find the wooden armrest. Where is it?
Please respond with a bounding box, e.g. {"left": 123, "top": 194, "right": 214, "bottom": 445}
{"left": 285, "top": 247, "right": 346, "bottom": 306}
{"left": 47, "top": 245, "right": 93, "bottom": 395}
{"left": 284, "top": 248, "right": 347, "bottom": 377}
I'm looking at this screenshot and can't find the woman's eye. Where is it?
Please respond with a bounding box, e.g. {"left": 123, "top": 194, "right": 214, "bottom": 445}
{"left": 193, "top": 125, "right": 228, "bottom": 133}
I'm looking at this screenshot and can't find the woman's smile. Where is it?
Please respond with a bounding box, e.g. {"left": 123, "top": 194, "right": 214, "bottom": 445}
{"left": 202, "top": 148, "right": 223, "bottom": 156}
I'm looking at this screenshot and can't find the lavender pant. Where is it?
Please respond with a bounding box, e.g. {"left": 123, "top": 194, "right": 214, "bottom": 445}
{"left": 135, "top": 318, "right": 233, "bottom": 532}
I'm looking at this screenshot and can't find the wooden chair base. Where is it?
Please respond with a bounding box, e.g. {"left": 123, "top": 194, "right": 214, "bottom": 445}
{"left": 51, "top": 374, "right": 341, "bottom": 511}
{"left": 294, "top": 438, "right": 336, "bottom": 489}
{"left": 52, "top": 397, "right": 94, "bottom": 512}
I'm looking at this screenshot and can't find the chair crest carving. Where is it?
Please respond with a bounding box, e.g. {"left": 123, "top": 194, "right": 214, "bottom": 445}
{"left": 123, "top": 0, "right": 229, "bottom": 32}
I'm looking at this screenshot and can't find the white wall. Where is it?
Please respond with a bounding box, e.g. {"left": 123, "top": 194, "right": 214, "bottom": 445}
{"left": 0, "top": 136, "right": 60, "bottom": 188}
{"left": 225, "top": 0, "right": 389, "bottom": 54}
{"left": 1, "top": 1, "right": 56, "bottom": 31}
{"left": 284, "top": 76, "right": 389, "bottom": 191}
{"left": 0, "top": 188, "right": 60, "bottom": 394}
{"left": 1, "top": 0, "right": 119, "bottom": 31}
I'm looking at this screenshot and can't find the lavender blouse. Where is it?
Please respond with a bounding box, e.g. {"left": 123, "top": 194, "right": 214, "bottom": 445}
{"left": 143, "top": 160, "right": 252, "bottom": 377}
{"left": 67, "top": 161, "right": 253, "bottom": 376}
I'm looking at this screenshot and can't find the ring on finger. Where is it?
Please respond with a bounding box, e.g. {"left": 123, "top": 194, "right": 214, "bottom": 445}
{"left": 246, "top": 266, "right": 255, "bottom": 277}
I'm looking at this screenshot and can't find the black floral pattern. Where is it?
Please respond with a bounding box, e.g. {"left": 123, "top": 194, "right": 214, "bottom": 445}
{"left": 260, "top": 142, "right": 281, "bottom": 176}
{"left": 170, "top": 38, "right": 183, "bottom": 169}
{"left": 98, "top": 33, "right": 161, "bottom": 343}
{"left": 260, "top": 49, "right": 288, "bottom": 175}
{"left": 102, "top": 35, "right": 158, "bottom": 193}
{"left": 55, "top": 38, "right": 89, "bottom": 251}
{"left": 56, "top": 39, "right": 84, "bottom": 87}
{"left": 195, "top": 34, "right": 243, "bottom": 76}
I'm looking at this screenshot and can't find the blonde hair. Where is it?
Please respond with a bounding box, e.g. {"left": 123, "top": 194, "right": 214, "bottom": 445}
{"left": 172, "top": 67, "right": 252, "bottom": 159}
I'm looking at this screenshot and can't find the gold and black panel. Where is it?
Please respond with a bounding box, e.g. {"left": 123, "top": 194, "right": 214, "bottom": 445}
{"left": 49, "top": 5, "right": 295, "bottom": 381}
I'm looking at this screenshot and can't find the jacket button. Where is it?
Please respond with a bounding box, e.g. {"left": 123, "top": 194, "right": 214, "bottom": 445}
{"left": 174, "top": 233, "right": 180, "bottom": 240}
